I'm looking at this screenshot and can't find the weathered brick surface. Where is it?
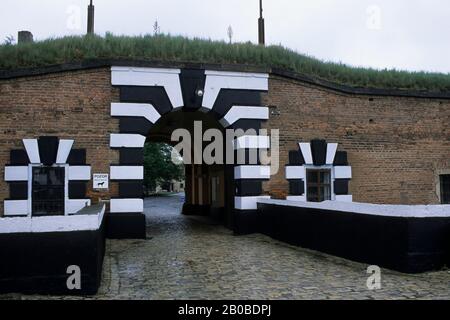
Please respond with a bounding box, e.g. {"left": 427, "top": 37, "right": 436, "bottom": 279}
{"left": 263, "top": 76, "right": 450, "bottom": 204}
{"left": 1, "top": 68, "right": 449, "bottom": 216}
{"left": 0, "top": 68, "right": 119, "bottom": 216}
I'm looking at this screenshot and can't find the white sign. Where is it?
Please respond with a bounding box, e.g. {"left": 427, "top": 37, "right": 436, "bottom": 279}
{"left": 93, "top": 174, "right": 109, "bottom": 190}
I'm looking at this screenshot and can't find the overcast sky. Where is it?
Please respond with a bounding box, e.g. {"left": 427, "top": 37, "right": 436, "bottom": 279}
{"left": 1, "top": 0, "right": 450, "bottom": 73}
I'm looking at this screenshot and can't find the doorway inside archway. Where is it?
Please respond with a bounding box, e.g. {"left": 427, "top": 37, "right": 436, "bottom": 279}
{"left": 144, "top": 109, "right": 234, "bottom": 228}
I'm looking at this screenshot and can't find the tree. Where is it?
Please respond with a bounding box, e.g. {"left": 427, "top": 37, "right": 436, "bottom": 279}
{"left": 4, "top": 35, "right": 15, "bottom": 45}
{"left": 143, "top": 142, "right": 184, "bottom": 195}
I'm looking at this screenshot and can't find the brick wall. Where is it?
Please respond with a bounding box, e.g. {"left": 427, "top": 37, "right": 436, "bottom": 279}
{"left": 1, "top": 68, "right": 449, "bottom": 214}
{"left": 262, "top": 76, "right": 450, "bottom": 204}
{"left": 0, "top": 68, "right": 119, "bottom": 216}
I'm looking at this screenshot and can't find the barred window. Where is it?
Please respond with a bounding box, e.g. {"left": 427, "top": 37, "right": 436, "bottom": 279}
{"left": 32, "top": 167, "right": 65, "bottom": 216}
{"left": 306, "top": 169, "right": 331, "bottom": 202}
{"left": 440, "top": 175, "right": 450, "bottom": 204}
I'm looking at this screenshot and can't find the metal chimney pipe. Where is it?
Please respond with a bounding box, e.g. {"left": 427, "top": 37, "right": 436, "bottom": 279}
{"left": 87, "top": 0, "right": 95, "bottom": 34}
{"left": 18, "top": 31, "right": 33, "bottom": 44}
{"left": 258, "top": 0, "right": 265, "bottom": 45}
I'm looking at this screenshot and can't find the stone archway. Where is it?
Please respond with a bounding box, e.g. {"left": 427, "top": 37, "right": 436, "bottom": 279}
{"left": 108, "top": 66, "right": 271, "bottom": 239}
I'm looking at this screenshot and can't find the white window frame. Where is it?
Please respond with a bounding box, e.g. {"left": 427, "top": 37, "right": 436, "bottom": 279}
{"left": 27, "top": 164, "right": 69, "bottom": 217}
{"left": 303, "top": 164, "right": 336, "bottom": 202}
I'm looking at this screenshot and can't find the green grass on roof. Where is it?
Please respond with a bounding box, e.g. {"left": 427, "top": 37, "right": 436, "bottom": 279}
{"left": 1, "top": 33, "right": 450, "bottom": 92}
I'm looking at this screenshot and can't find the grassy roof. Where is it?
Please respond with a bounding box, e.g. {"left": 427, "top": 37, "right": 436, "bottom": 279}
{"left": 1, "top": 33, "right": 450, "bottom": 92}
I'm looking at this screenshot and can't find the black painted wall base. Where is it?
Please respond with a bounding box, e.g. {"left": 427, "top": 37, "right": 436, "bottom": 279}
{"left": 233, "top": 209, "right": 259, "bottom": 235}
{"left": 0, "top": 222, "right": 105, "bottom": 295}
{"left": 257, "top": 203, "right": 450, "bottom": 273}
{"left": 182, "top": 203, "right": 211, "bottom": 216}
{"left": 106, "top": 212, "right": 146, "bottom": 239}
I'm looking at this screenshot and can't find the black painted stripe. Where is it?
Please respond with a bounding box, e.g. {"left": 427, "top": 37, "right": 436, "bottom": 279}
{"left": 229, "top": 119, "right": 263, "bottom": 131}
{"left": 10, "top": 150, "right": 29, "bottom": 165}
{"left": 235, "top": 180, "right": 263, "bottom": 197}
{"left": 119, "top": 86, "right": 173, "bottom": 115}
{"left": 333, "top": 151, "right": 348, "bottom": 166}
{"left": 310, "top": 139, "right": 327, "bottom": 166}
{"left": 68, "top": 181, "right": 87, "bottom": 199}
{"left": 38, "top": 136, "right": 59, "bottom": 166}
{"left": 119, "top": 117, "right": 153, "bottom": 135}
{"left": 334, "top": 179, "right": 350, "bottom": 195}
{"left": 289, "top": 150, "right": 305, "bottom": 165}
{"left": 180, "top": 69, "right": 206, "bottom": 110}
{"left": 67, "top": 149, "right": 86, "bottom": 165}
{"left": 9, "top": 182, "right": 28, "bottom": 200}
{"left": 118, "top": 181, "right": 143, "bottom": 198}
{"left": 211, "top": 89, "right": 262, "bottom": 119}
{"left": 234, "top": 149, "right": 262, "bottom": 165}
{"left": 289, "top": 179, "right": 305, "bottom": 196}
{"left": 119, "top": 148, "right": 144, "bottom": 165}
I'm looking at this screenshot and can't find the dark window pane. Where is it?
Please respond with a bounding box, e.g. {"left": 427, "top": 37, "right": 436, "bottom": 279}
{"left": 307, "top": 186, "right": 319, "bottom": 202}
{"left": 441, "top": 175, "right": 450, "bottom": 204}
{"left": 320, "top": 171, "right": 331, "bottom": 184}
{"left": 32, "top": 167, "right": 65, "bottom": 216}
{"left": 307, "top": 170, "right": 318, "bottom": 183}
{"left": 307, "top": 169, "right": 331, "bottom": 202}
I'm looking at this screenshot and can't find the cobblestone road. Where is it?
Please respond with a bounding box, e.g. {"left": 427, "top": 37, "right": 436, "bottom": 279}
{"left": 3, "top": 194, "right": 450, "bottom": 299}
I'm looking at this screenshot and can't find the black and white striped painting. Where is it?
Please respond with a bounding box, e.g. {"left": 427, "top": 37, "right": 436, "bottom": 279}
{"left": 110, "top": 67, "right": 271, "bottom": 215}
{"left": 285, "top": 139, "right": 352, "bottom": 202}
{"left": 4, "top": 137, "right": 90, "bottom": 216}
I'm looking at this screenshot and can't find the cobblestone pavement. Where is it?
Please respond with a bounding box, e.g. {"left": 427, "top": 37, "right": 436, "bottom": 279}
{"left": 3, "top": 194, "right": 450, "bottom": 300}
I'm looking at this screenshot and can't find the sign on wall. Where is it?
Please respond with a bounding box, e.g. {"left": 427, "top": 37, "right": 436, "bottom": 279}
{"left": 93, "top": 173, "right": 109, "bottom": 190}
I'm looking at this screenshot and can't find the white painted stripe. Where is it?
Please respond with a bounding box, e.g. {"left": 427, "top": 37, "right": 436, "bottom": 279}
{"left": 110, "top": 166, "right": 144, "bottom": 180}
{"left": 4, "top": 200, "right": 28, "bottom": 216}
{"left": 111, "top": 66, "right": 183, "bottom": 109}
{"left": 56, "top": 139, "right": 74, "bottom": 164}
{"left": 0, "top": 217, "right": 31, "bottom": 233}
{"left": 326, "top": 143, "right": 338, "bottom": 165}
{"left": 68, "top": 166, "right": 91, "bottom": 181}
{"left": 4, "top": 166, "right": 28, "bottom": 181}
{"left": 110, "top": 198, "right": 144, "bottom": 213}
{"left": 67, "top": 199, "right": 91, "bottom": 214}
{"left": 235, "top": 196, "right": 271, "bottom": 210}
{"left": 111, "top": 102, "right": 161, "bottom": 124}
{"left": 110, "top": 134, "right": 146, "bottom": 148}
{"left": 220, "top": 106, "right": 269, "bottom": 127}
{"left": 258, "top": 199, "right": 450, "bottom": 217}
{"left": 335, "top": 195, "right": 353, "bottom": 202}
{"left": 0, "top": 204, "right": 105, "bottom": 234}
{"left": 286, "top": 196, "right": 307, "bottom": 202}
{"left": 234, "top": 166, "right": 271, "bottom": 180}
{"left": 334, "top": 166, "right": 352, "bottom": 179}
{"left": 299, "top": 143, "right": 313, "bottom": 165}
{"left": 23, "top": 139, "right": 40, "bottom": 164}
{"left": 203, "top": 71, "right": 269, "bottom": 110}
{"left": 285, "top": 166, "right": 305, "bottom": 180}
{"left": 234, "top": 136, "right": 270, "bottom": 150}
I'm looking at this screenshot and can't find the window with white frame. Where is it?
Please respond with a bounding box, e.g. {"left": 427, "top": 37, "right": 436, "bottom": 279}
{"left": 31, "top": 166, "right": 66, "bottom": 216}
{"left": 306, "top": 169, "right": 332, "bottom": 202}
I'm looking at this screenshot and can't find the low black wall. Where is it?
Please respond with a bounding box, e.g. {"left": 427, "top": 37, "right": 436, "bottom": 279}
{"left": 0, "top": 221, "right": 106, "bottom": 295}
{"left": 106, "top": 212, "right": 146, "bottom": 239}
{"left": 257, "top": 203, "right": 450, "bottom": 273}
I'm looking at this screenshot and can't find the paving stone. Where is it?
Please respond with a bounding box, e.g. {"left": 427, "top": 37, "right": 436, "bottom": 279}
{"left": 1, "top": 194, "right": 449, "bottom": 300}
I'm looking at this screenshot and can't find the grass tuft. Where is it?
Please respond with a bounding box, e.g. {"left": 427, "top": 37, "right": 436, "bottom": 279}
{"left": 1, "top": 33, "right": 450, "bottom": 92}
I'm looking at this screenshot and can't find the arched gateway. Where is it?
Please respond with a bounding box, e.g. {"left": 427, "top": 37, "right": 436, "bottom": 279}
{"left": 1, "top": 63, "right": 449, "bottom": 294}
{"left": 108, "top": 67, "right": 271, "bottom": 237}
